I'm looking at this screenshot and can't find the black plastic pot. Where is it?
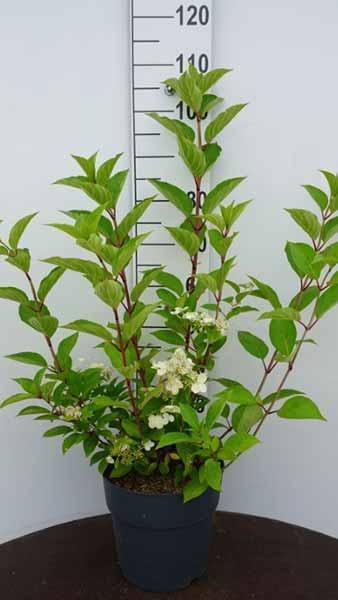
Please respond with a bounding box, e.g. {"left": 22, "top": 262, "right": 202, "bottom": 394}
{"left": 103, "top": 476, "right": 219, "bottom": 592}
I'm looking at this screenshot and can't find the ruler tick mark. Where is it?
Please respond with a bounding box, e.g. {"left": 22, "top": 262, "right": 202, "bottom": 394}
{"left": 136, "top": 155, "right": 175, "bottom": 159}
{"left": 141, "top": 243, "right": 175, "bottom": 247}
{"left": 133, "top": 15, "right": 174, "bottom": 19}
{"left": 134, "top": 110, "right": 174, "bottom": 114}
{"left": 133, "top": 63, "right": 174, "bottom": 67}
{"left": 135, "top": 132, "right": 161, "bottom": 136}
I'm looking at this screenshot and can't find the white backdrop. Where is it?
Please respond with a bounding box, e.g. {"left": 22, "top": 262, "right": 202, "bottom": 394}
{"left": 0, "top": 0, "right": 337, "bottom": 542}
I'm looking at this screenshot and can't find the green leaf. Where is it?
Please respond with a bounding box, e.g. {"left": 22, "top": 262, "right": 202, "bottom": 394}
{"left": 200, "top": 94, "right": 223, "bottom": 115}
{"left": 263, "top": 388, "right": 302, "bottom": 406}
{"left": 148, "top": 179, "right": 193, "bottom": 217}
{"left": 290, "top": 287, "right": 319, "bottom": 311}
{"left": 29, "top": 315, "right": 59, "bottom": 337}
{"left": 77, "top": 182, "right": 112, "bottom": 206}
{"left": 62, "top": 432, "right": 82, "bottom": 454}
{"left": 313, "top": 243, "right": 338, "bottom": 268}
{"left": 83, "top": 436, "right": 98, "bottom": 457}
{"left": 106, "top": 170, "right": 129, "bottom": 208}
{"left": 37, "top": 267, "right": 65, "bottom": 301}
{"left": 269, "top": 320, "right": 297, "bottom": 356}
{"left": 180, "top": 404, "right": 200, "bottom": 430}
{"left": 0, "top": 393, "right": 33, "bottom": 409}
{"left": 43, "top": 257, "right": 105, "bottom": 286}
{"left": 277, "top": 396, "right": 325, "bottom": 420}
{"left": 103, "top": 343, "right": 123, "bottom": 369}
{"left": 0, "top": 287, "right": 28, "bottom": 303}
{"left": 113, "top": 234, "right": 149, "bottom": 275}
{"left": 232, "top": 405, "right": 263, "bottom": 433}
{"left": 156, "top": 288, "right": 178, "bottom": 306}
{"left": 151, "top": 330, "right": 185, "bottom": 346}
{"left": 249, "top": 276, "right": 281, "bottom": 309}
{"left": 205, "top": 396, "right": 227, "bottom": 429}
{"left": 208, "top": 230, "right": 236, "bottom": 258}
{"left": 238, "top": 331, "right": 269, "bottom": 359}
{"left": 329, "top": 272, "right": 338, "bottom": 285}
{"left": 302, "top": 184, "right": 328, "bottom": 212}
{"left": 166, "top": 227, "right": 200, "bottom": 257}
{"left": 322, "top": 217, "right": 338, "bottom": 242}
{"left": 114, "top": 196, "right": 154, "bottom": 243}
{"left": 204, "top": 458, "right": 222, "bottom": 491}
{"left": 9, "top": 213, "right": 38, "bottom": 250}
{"left": 53, "top": 175, "right": 88, "bottom": 190}
{"left": 221, "top": 200, "right": 252, "bottom": 229}
{"left": 196, "top": 273, "right": 218, "bottom": 294}
{"left": 123, "top": 303, "right": 158, "bottom": 341}
{"left": 90, "top": 450, "right": 107, "bottom": 465}
{"left": 177, "top": 136, "right": 206, "bottom": 177}
{"left": 18, "top": 405, "right": 50, "bottom": 416}
{"left": 14, "top": 378, "right": 38, "bottom": 395}
{"left": 43, "top": 426, "right": 72, "bottom": 437}
{"left": 6, "top": 352, "right": 47, "bottom": 367}
{"left": 319, "top": 169, "right": 338, "bottom": 199}
{"left": 62, "top": 319, "right": 112, "bottom": 341}
{"left": 157, "top": 432, "right": 193, "bottom": 449}
{"left": 259, "top": 307, "right": 300, "bottom": 321}
{"left": 147, "top": 113, "right": 195, "bottom": 141}
{"left": 57, "top": 333, "right": 79, "bottom": 368}
{"left": 285, "top": 242, "right": 320, "bottom": 279}
{"left": 131, "top": 267, "right": 163, "bottom": 302}
{"left": 202, "top": 177, "right": 245, "bottom": 214}
{"left": 199, "top": 68, "right": 232, "bottom": 93}
{"left": 218, "top": 384, "right": 256, "bottom": 406}
{"left": 71, "top": 152, "right": 97, "bottom": 181}
{"left": 286, "top": 208, "right": 321, "bottom": 240}
{"left": 96, "top": 153, "right": 122, "bottom": 185}
{"left": 202, "top": 143, "right": 222, "bottom": 173}
{"left": 47, "top": 222, "right": 80, "bottom": 240}
{"left": 7, "top": 248, "right": 31, "bottom": 272}
{"left": 94, "top": 280, "right": 124, "bottom": 309}
{"left": 183, "top": 470, "right": 208, "bottom": 503}
{"left": 121, "top": 419, "right": 141, "bottom": 439}
{"left": 175, "top": 70, "right": 203, "bottom": 113}
{"left": 205, "top": 104, "right": 247, "bottom": 143}
{"left": 223, "top": 432, "right": 259, "bottom": 454}
{"left": 154, "top": 271, "right": 184, "bottom": 296}
{"left": 315, "top": 284, "right": 338, "bottom": 319}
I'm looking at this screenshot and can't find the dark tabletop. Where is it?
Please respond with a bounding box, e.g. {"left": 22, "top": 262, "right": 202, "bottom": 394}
{"left": 1, "top": 512, "right": 337, "bottom": 600}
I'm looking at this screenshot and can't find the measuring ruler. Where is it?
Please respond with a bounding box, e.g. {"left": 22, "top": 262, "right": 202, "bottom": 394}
{"left": 129, "top": 0, "right": 213, "bottom": 332}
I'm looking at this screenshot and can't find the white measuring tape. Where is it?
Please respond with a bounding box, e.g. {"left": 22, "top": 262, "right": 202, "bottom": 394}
{"left": 130, "top": 0, "right": 213, "bottom": 334}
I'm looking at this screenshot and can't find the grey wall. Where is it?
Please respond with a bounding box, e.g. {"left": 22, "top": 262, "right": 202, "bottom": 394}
{"left": 0, "top": 0, "right": 337, "bottom": 542}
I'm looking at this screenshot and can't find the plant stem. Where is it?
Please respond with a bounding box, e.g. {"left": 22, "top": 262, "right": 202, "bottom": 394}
{"left": 253, "top": 305, "right": 316, "bottom": 436}
{"left": 185, "top": 116, "right": 204, "bottom": 351}
{"left": 24, "top": 271, "right": 62, "bottom": 371}
{"left": 112, "top": 307, "right": 143, "bottom": 436}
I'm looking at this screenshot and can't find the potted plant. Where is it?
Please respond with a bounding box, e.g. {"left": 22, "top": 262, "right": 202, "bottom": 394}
{"left": 1, "top": 64, "right": 337, "bottom": 592}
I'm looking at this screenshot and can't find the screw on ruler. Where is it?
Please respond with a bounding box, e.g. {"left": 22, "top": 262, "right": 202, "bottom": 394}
{"left": 130, "top": 0, "right": 213, "bottom": 334}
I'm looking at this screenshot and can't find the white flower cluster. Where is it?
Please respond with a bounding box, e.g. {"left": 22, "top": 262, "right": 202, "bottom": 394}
{"left": 143, "top": 440, "right": 155, "bottom": 451}
{"left": 148, "top": 403, "right": 181, "bottom": 430}
{"left": 60, "top": 406, "right": 82, "bottom": 421}
{"left": 153, "top": 348, "right": 207, "bottom": 397}
{"left": 90, "top": 362, "right": 114, "bottom": 382}
{"left": 171, "top": 308, "right": 229, "bottom": 336}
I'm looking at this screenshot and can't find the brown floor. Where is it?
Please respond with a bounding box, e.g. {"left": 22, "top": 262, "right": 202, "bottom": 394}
{"left": 1, "top": 512, "right": 337, "bottom": 599}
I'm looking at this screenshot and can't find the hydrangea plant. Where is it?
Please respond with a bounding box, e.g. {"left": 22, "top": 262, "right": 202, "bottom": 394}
{"left": 1, "top": 65, "right": 337, "bottom": 502}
